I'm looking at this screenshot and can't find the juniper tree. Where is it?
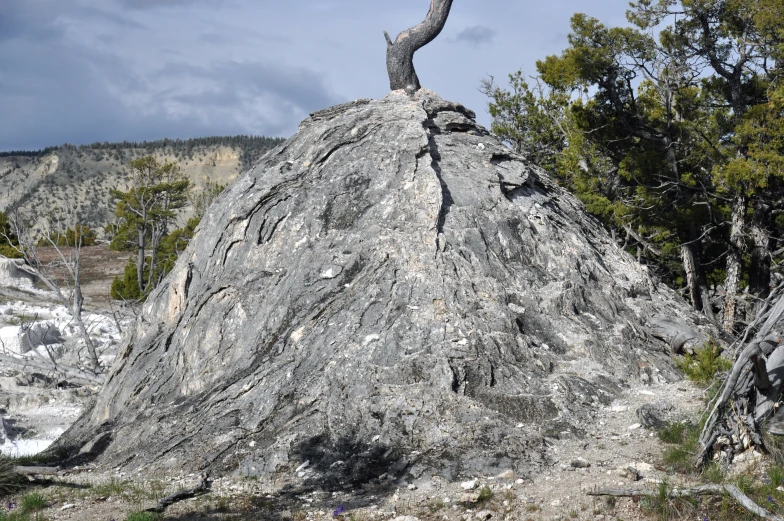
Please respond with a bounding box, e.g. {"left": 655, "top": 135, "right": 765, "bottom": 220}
{"left": 110, "top": 156, "right": 189, "bottom": 297}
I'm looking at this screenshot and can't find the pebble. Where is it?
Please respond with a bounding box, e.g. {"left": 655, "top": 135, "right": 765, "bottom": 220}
{"left": 495, "top": 469, "right": 515, "bottom": 480}
{"left": 628, "top": 423, "right": 641, "bottom": 430}
{"left": 618, "top": 466, "right": 641, "bottom": 481}
{"left": 408, "top": 484, "right": 417, "bottom": 490}
{"left": 61, "top": 504, "right": 76, "bottom": 511}
{"left": 460, "top": 492, "right": 480, "bottom": 503}
{"left": 475, "top": 510, "right": 492, "bottom": 520}
{"left": 461, "top": 479, "right": 478, "bottom": 490}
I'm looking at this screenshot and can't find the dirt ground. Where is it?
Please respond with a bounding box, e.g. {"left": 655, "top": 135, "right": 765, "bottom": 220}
{"left": 33, "top": 243, "right": 132, "bottom": 308}
{"left": 11, "top": 378, "right": 738, "bottom": 521}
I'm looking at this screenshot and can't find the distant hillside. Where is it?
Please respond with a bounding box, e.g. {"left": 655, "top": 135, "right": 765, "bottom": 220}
{"left": 0, "top": 135, "right": 285, "bottom": 231}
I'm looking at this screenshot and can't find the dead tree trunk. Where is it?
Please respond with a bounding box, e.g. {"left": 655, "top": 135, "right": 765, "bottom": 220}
{"left": 749, "top": 202, "right": 773, "bottom": 302}
{"left": 723, "top": 195, "right": 747, "bottom": 334}
{"left": 681, "top": 239, "right": 713, "bottom": 319}
{"left": 384, "top": 0, "right": 453, "bottom": 91}
{"left": 697, "top": 282, "right": 784, "bottom": 468}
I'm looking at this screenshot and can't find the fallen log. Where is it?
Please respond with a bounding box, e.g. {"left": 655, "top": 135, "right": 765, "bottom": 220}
{"left": 587, "top": 484, "right": 784, "bottom": 521}
{"left": 144, "top": 473, "right": 210, "bottom": 513}
{"left": 13, "top": 466, "right": 60, "bottom": 476}
{"left": 696, "top": 282, "right": 784, "bottom": 467}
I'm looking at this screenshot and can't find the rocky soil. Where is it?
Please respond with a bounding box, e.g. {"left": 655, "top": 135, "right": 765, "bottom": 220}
{"left": 11, "top": 378, "right": 715, "bottom": 521}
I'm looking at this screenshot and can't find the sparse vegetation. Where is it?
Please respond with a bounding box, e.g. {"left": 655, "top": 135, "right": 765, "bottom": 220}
{"left": 18, "top": 494, "right": 46, "bottom": 513}
{"left": 675, "top": 340, "right": 732, "bottom": 386}
{"left": 125, "top": 512, "right": 161, "bottom": 521}
{"left": 659, "top": 422, "right": 701, "bottom": 474}
{"left": 0, "top": 457, "right": 24, "bottom": 497}
{"left": 0, "top": 212, "right": 22, "bottom": 259}
{"left": 477, "top": 485, "right": 493, "bottom": 503}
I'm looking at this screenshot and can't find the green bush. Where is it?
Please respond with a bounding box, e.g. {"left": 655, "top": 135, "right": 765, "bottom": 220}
{"left": 18, "top": 493, "right": 46, "bottom": 513}
{"left": 477, "top": 485, "right": 493, "bottom": 503}
{"left": 675, "top": 340, "right": 732, "bottom": 385}
{"left": 110, "top": 217, "right": 199, "bottom": 302}
{"left": 110, "top": 258, "right": 144, "bottom": 301}
{"left": 125, "top": 512, "right": 161, "bottom": 521}
{"left": 658, "top": 422, "right": 701, "bottom": 474}
{"left": 36, "top": 225, "right": 96, "bottom": 247}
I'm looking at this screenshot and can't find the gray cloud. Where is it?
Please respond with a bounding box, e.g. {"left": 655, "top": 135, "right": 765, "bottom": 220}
{"left": 0, "top": 1, "right": 339, "bottom": 151}
{"left": 119, "top": 0, "right": 191, "bottom": 9}
{"left": 2, "top": 0, "right": 638, "bottom": 152}
{"left": 453, "top": 25, "right": 496, "bottom": 47}
{"left": 118, "top": 0, "right": 226, "bottom": 10}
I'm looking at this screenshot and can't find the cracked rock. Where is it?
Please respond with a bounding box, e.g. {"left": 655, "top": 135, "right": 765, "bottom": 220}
{"left": 56, "top": 90, "right": 709, "bottom": 484}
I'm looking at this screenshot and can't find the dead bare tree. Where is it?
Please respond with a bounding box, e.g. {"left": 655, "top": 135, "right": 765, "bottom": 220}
{"left": 384, "top": 0, "right": 453, "bottom": 91}
{"left": 4, "top": 206, "right": 101, "bottom": 373}
{"left": 696, "top": 282, "right": 784, "bottom": 467}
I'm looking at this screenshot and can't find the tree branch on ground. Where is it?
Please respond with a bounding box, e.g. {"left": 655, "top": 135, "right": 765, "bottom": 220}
{"left": 587, "top": 484, "right": 784, "bottom": 521}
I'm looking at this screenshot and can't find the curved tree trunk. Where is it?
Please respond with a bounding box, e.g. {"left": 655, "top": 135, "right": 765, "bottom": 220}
{"left": 384, "top": 0, "right": 453, "bottom": 91}
{"left": 697, "top": 284, "right": 784, "bottom": 468}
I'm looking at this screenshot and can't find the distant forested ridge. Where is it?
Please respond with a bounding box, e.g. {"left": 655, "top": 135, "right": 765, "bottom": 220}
{"left": 0, "top": 135, "right": 285, "bottom": 170}
{"left": 0, "top": 135, "right": 286, "bottom": 230}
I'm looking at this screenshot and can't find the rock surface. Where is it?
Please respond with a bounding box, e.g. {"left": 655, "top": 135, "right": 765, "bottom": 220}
{"left": 0, "top": 258, "right": 37, "bottom": 290}
{"left": 57, "top": 90, "right": 708, "bottom": 484}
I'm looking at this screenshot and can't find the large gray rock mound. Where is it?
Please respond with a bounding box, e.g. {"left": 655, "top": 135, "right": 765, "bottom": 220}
{"left": 57, "top": 91, "right": 707, "bottom": 484}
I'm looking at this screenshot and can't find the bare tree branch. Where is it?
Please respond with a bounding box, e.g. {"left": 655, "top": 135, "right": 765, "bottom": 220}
{"left": 384, "top": 0, "right": 453, "bottom": 91}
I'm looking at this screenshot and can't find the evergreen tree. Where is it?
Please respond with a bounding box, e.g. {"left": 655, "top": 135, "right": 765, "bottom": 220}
{"left": 110, "top": 156, "right": 189, "bottom": 299}
{"left": 484, "top": 0, "right": 784, "bottom": 332}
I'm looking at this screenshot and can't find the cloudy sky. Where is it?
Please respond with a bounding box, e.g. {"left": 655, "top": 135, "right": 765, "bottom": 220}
{"left": 0, "top": 0, "right": 632, "bottom": 152}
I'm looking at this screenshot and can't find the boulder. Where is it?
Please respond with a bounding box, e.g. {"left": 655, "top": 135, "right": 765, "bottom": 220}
{"left": 20, "top": 323, "right": 64, "bottom": 353}
{"left": 0, "top": 258, "right": 37, "bottom": 290}
{"left": 636, "top": 401, "right": 674, "bottom": 430}
{"left": 57, "top": 91, "right": 706, "bottom": 484}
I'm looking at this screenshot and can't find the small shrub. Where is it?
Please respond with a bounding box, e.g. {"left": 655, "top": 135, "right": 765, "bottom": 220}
{"left": 125, "top": 512, "right": 161, "bottom": 521}
{"left": 659, "top": 422, "right": 700, "bottom": 474}
{"left": 19, "top": 493, "right": 46, "bottom": 513}
{"left": 0, "top": 457, "right": 24, "bottom": 496}
{"left": 90, "top": 477, "right": 128, "bottom": 497}
{"left": 427, "top": 500, "right": 444, "bottom": 512}
{"left": 640, "top": 480, "right": 672, "bottom": 521}
{"left": 658, "top": 422, "right": 691, "bottom": 444}
{"left": 477, "top": 486, "right": 493, "bottom": 503}
{"left": 702, "top": 461, "right": 725, "bottom": 483}
{"left": 675, "top": 340, "right": 732, "bottom": 385}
